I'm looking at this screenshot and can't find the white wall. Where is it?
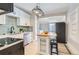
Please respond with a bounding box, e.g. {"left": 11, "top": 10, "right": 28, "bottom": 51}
{"left": 38, "top": 15, "right": 66, "bottom": 32}
{"left": 66, "top": 6, "right": 79, "bottom": 54}
{"left": 38, "top": 16, "right": 66, "bottom": 23}
{"left": 30, "top": 15, "right": 35, "bottom": 40}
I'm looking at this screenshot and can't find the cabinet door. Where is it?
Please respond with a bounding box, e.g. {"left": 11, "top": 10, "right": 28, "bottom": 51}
{"left": 24, "top": 13, "right": 30, "bottom": 26}
{"left": 0, "top": 15, "right": 6, "bottom": 24}
{"left": 39, "top": 37, "right": 50, "bottom": 55}
{"left": 40, "top": 39, "right": 47, "bottom": 53}
{"left": 17, "top": 9, "right": 25, "bottom": 26}
{"left": 17, "top": 10, "right": 30, "bottom": 26}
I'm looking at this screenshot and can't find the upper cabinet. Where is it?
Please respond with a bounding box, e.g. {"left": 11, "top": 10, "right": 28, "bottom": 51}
{"left": 17, "top": 8, "right": 31, "bottom": 26}
{"left": 0, "top": 14, "right": 6, "bottom": 24}
{"left": 4, "top": 6, "right": 31, "bottom": 26}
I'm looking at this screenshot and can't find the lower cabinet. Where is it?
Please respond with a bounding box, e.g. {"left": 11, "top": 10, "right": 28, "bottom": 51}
{"left": 0, "top": 42, "right": 24, "bottom": 55}
{"left": 39, "top": 36, "right": 50, "bottom": 55}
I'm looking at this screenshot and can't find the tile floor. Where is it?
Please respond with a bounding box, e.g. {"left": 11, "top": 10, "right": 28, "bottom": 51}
{"left": 58, "top": 43, "right": 71, "bottom": 55}
{"left": 24, "top": 40, "right": 71, "bottom": 55}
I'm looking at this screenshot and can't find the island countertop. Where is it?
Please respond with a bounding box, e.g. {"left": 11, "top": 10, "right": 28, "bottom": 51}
{"left": 37, "top": 32, "right": 57, "bottom": 37}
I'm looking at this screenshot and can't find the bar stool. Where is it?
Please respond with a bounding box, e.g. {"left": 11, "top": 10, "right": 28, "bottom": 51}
{"left": 50, "top": 39, "right": 58, "bottom": 55}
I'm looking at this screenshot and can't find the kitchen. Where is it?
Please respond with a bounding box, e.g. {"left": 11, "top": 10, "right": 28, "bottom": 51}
{"left": 0, "top": 3, "right": 79, "bottom": 55}
{"left": 0, "top": 3, "right": 33, "bottom": 55}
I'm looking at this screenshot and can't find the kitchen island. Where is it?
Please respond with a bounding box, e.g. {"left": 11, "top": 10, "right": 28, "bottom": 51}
{"left": 24, "top": 32, "right": 57, "bottom": 55}
{"left": 38, "top": 33, "right": 57, "bottom": 55}
{"left": 38, "top": 35, "right": 51, "bottom": 55}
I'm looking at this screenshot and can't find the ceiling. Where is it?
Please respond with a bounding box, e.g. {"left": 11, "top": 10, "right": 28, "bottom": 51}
{"left": 14, "top": 3, "right": 79, "bottom": 17}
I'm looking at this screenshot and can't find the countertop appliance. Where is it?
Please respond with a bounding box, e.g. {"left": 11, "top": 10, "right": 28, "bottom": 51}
{"left": 0, "top": 37, "right": 22, "bottom": 47}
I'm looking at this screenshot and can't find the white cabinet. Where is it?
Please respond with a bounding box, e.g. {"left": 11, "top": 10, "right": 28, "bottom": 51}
{"left": 0, "top": 15, "right": 6, "bottom": 24}
{"left": 0, "top": 14, "right": 19, "bottom": 25}
{"left": 38, "top": 36, "right": 50, "bottom": 55}
{"left": 17, "top": 9, "right": 31, "bottom": 26}
{"left": 0, "top": 6, "right": 31, "bottom": 26}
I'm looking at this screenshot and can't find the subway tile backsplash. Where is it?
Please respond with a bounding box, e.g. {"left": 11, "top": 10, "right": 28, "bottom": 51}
{"left": 0, "top": 16, "right": 32, "bottom": 35}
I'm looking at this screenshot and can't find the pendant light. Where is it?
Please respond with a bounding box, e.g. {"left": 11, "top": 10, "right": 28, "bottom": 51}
{"left": 32, "top": 3, "right": 44, "bottom": 17}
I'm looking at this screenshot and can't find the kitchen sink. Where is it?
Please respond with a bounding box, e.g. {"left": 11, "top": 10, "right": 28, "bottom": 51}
{"left": 0, "top": 37, "right": 22, "bottom": 47}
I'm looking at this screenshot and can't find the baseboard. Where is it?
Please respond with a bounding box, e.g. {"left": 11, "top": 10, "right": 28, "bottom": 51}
{"left": 66, "top": 43, "right": 79, "bottom": 55}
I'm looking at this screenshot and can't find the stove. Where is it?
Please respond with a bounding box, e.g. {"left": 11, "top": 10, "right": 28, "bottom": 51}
{"left": 0, "top": 37, "right": 22, "bottom": 46}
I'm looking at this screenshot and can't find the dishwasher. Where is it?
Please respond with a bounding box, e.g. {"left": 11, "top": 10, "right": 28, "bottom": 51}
{"left": 23, "top": 32, "right": 32, "bottom": 46}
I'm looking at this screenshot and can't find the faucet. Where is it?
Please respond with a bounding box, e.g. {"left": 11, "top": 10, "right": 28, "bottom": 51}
{"left": 9, "top": 26, "right": 15, "bottom": 34}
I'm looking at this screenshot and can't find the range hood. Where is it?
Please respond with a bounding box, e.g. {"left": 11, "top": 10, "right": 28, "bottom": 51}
{"left": 0, "top": 3, "right": 13, "bottom": 15}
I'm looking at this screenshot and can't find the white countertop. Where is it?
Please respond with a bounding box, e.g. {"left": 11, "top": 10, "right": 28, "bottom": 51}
{"left": 0, "top": 33, "right": 24, "bottom": 39}
{"left": 0, "top": 40, "right": 23, "bottom": 51}
{"left": 0, "top": 32, "right": 33, "bottom": 51}
{"left": 0, "top": 33, "right": 24, "bottom": 51}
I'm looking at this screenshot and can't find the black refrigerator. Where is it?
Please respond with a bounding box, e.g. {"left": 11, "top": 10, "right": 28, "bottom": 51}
{"left": 56, "top": 22, "right": 66, "bottom": 43}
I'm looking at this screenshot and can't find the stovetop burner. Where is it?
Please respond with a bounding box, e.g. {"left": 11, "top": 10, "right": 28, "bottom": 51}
{"left": 0, "top": 37, "right": 22, "bottom": 46}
